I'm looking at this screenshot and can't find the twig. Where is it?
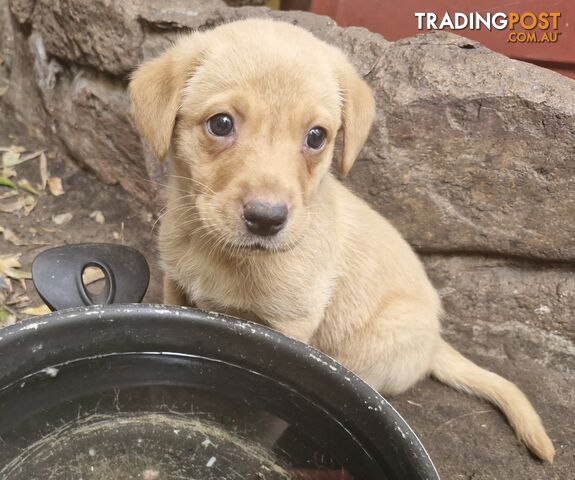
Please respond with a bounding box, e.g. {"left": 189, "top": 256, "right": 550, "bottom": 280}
{"left": 431, "top": 409, "right": 494, "bottom": 438}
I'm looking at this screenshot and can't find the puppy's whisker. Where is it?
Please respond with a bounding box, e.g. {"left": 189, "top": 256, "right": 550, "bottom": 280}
{"left": 207, "top": 232, "right": 228, "bottom": 261}
{"left": 153, "top": 203, "right": 198, "bottom": 230}
{"left": 135, "top": 174, "right": 215, "bottom": 201}
{"left": 150, "top": 206, "right": 180, "bottom": 233}
{"left": 177, "top": 214, "right": 215, "bottom": 228}
{"left": 167, "top": 174, "right": 217, "bottom": 196}
{"left": 132, "top": 175, "right": 200, "bottom": 196}
{"left": 192, "top": 223, "right": 221, "bottom": 238}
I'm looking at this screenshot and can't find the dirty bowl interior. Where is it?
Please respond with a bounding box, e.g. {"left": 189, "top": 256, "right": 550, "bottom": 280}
{"left": 0, "top": 305, "right": 438, "bottom": 480}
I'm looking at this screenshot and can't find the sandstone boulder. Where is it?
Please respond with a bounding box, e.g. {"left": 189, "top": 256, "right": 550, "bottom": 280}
{"left": 224, "top": 0, "right": 265, "bottom": 6}
{"left": 356, "top": 33, "right": 575, "bottom": 262}
{"left": 32, "top": 0, "right": 145, "bottom": 76}
{"left": 424, "top": 255, "right": 575, "bottom": 371}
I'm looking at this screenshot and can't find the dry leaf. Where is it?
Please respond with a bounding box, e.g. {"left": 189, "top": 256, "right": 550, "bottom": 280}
{"left": 19, "top": 150, "right": 44, "bottom": 163}
{"left": 52, "top": 212, "right": 73, "bottom": 225}
{"left": 0, "top": 196, "right": 27, "bottom": 214}
{"left": 48, "top": 176, "right": 64, "bottom": 196}
{"left": 39, "top": 152, "right": 48, "bottom": 190}
{"left": 7, "top": 294, "right": 30, "bottom": 307}
{"left": 0, "top": 254, "right": 21, "bottom": 274}
{"left": 22, "top": 195, "right": 37, "bottom": 216}
{"left": 112, "top": 231, "right": 120, "bottom": 240}
{"left": 89, "top": 210, "right": 105, "bottom": 224}
{"left": 0, "top": 190, "right": 18, "bottom": 201}
{"left": 17, "top": 179, "right": 40, "bottom": 196}
{"left": 0, "top": 226, "right": 26, "bottom": 246}
{"left": 4, "top": 268, "right": 32, "bottom": 280}
{"left": 21, "top": 304, "right": 51, "bottom": 316}
{"left": 2, "top": 148, "right": 43, "bottom": 167}
{"left": 2, "top": 148, "right": 21, "bottom": 167}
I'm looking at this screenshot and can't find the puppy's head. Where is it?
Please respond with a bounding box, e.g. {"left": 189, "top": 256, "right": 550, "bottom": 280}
{"left": 130, "top": 19, "right": 375, "bottom": 253}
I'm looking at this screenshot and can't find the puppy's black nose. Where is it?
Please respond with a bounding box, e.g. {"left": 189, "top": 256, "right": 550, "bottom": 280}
{"left": 243, "top": 200, "right": 288, "bottom": 236}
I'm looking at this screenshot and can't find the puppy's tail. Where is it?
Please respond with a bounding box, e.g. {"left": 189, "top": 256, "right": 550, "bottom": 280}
{"left": 430, "top": 338, "right": 555, "bottom": 462}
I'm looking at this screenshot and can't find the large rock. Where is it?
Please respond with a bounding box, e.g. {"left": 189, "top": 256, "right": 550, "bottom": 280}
{"left": 41, "top": 68, "right": 149, "bottom": 203}
{"left": 224, "top": 0, "right": 265, "bottom": 6}
{"left": 354, "top": 34, "right": 575, "bottom": 262}
{"left": 32, "top": 0, "right": 145, "bottom": 76}
{"left": 424, "top": 255, "right": 575, "bottom": 372}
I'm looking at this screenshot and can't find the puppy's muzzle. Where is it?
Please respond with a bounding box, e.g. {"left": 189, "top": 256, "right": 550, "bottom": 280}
{"left": 243, "top": 200, "right": 288, "bottom": 237}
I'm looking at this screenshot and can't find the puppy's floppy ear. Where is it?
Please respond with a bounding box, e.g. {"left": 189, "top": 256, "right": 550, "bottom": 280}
{"left": 333, "top": 53, "right": 376, "bottom": 176}
{"left": 129, "top": 35, "right": 204, "bottom": 161}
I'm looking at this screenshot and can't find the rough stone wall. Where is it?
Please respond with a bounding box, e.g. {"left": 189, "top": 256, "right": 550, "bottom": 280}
{"left": 1, "top": 0, "right": 573, "bottom": 386}
{"left": 224, "top": 0, "right": 266, "bottom": 6}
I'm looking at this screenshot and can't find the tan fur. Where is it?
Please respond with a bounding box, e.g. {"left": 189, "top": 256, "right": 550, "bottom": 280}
{"left": 129, "top": 18, "right": 555, "bottom": 462}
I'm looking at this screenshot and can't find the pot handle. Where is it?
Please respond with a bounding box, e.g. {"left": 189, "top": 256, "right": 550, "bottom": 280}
{"left": 32, "top": 244, "right": 150, "bottom": 311}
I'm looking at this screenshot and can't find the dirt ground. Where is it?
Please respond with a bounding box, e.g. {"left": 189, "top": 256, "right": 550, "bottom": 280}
{"left": 0, "top": 104, "right": 164, "bottom": 315}
{"left": 0, "top": 105, "right": 572, "bottom": 480}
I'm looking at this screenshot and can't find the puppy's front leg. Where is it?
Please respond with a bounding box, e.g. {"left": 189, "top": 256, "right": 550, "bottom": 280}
{"left": 268, "top": 314, "right": 323, "bottom": 344}
{"left": 163, "top": 276, "right": 189, "bottom": 306}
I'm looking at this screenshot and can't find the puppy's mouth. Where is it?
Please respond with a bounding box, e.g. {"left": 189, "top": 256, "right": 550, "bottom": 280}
{"left": 223, "top": 231, "right": 300, "bottom": 254}
{"left": 245, "top": 242, "right": 269, "bottom": 251}
{"left": 235, "top": 238, "right": 288, "bottom": 253}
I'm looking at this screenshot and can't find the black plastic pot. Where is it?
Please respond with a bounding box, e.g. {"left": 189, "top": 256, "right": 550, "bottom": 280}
{"left": 0, "top": 245, "right": 439, "bottom": 479}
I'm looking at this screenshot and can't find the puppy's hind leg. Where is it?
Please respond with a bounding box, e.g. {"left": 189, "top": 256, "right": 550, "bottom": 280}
{"left": 335, "top": 296, "right": 441, "bottom": 397}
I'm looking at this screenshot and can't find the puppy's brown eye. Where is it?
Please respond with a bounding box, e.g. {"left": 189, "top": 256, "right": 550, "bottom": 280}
{"left": 207, "top": 113, "right": 234, "bottom": 137}
{"left": 305, "top": 127, "right": 327, "bottom": 150}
